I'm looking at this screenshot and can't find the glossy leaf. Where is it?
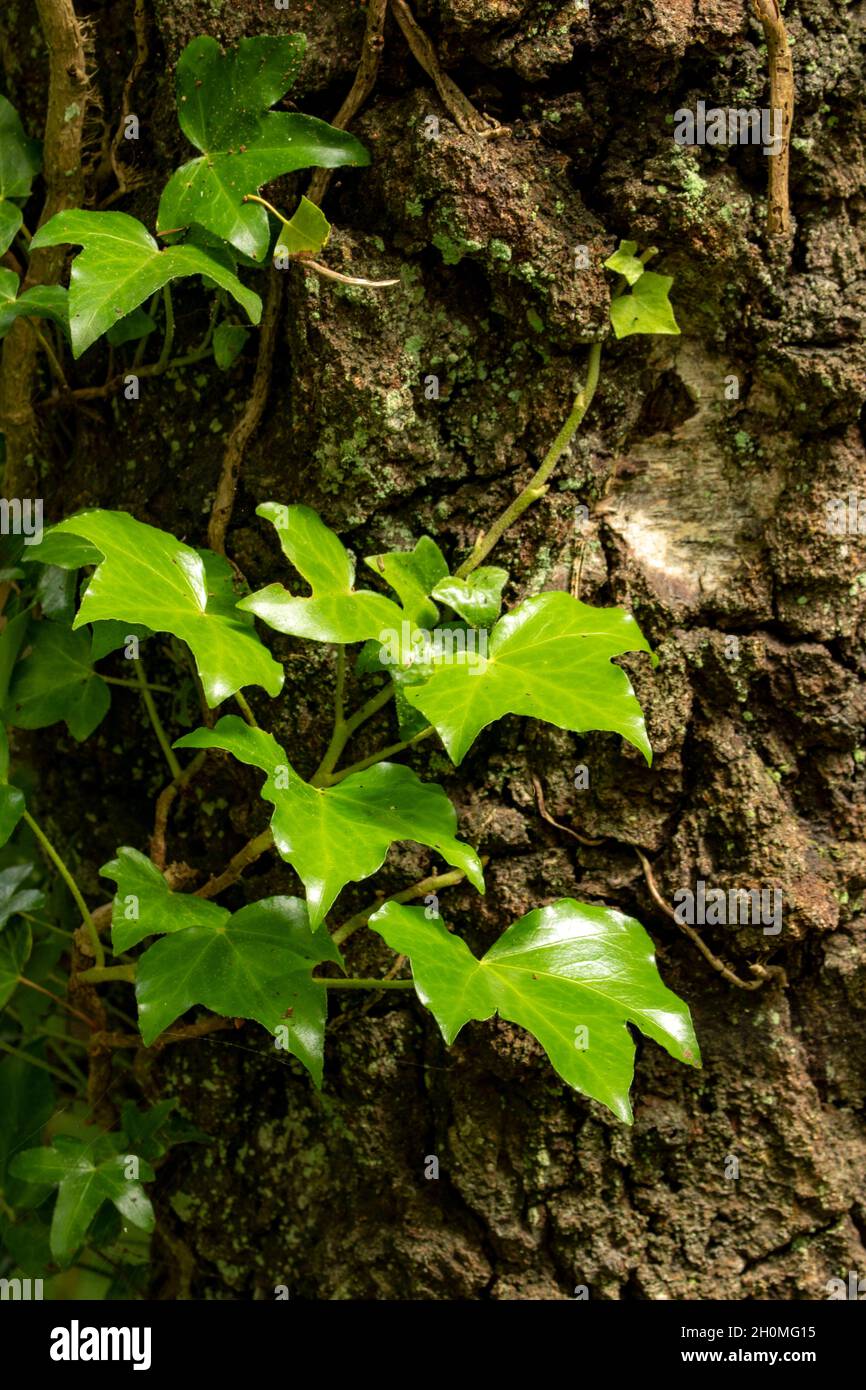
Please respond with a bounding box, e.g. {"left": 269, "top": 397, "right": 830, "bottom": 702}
{"left": 0, "top": 96, "right": 40, "bottom": 256}
{"left": 27, "top": 510, "right": 284, "bottom": 706}
{"left": 405, "top": 590, "right": 655, "bottom": 765}
{"left": 0, "top": 919, "right": 31, "bottom": 1009}
{"left": 371, "top": 899, "right": 700, "bottom": 1123}
{"left": 0, "top": 269, "right": 69, "bottom": 339}
{"left": 157, "top": 35, "right": 369, "bottom": 260}
{"left": 101, "top": 845, "right": 228, "bottom": 952}
{"left": 0, "top": 863, "right": 45, "bottom": 930}
{"left": 10, "top": 1133, "right": 155, "bottom": 1265}
{"left": 364, "top": 536, "right": 448, "bottom": 628}
{"left": 432, "top": 566, "right": 508, "bottom": 627}
{"left": 175, "top": 715, "right": 485, "bottom": 927}
{"left": 29, "top": 210, "right": 262, "bottom": 356}
{"left": 2, "top": 622, "right": 110, "bottom": 741}
{"left": 240, "top": 503, "right": 403, "bottom": 644}
{"left": 609, "top": 269, "right": 680, "bottom": 338}
{"left": 135, "top": 895, "right": 342, "bottom": 1083}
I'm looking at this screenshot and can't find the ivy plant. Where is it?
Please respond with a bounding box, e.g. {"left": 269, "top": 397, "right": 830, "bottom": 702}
{"left": 0, "top": 28, "right": 695, "bottom": 1287}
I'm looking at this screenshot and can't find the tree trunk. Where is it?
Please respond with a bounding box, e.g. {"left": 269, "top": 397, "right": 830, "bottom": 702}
{"left": 3, "top": 0, "right": 864, "bottom": 1299}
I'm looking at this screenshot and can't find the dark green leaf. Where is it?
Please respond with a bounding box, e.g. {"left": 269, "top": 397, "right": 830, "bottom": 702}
{"left": 135, "top": 895, "right": 342, "bottom": 1083}
{"left": 105, "top": 305, "right": 156, "bottom": 347}
{"left": 0, "top": 863, "right": 45, "bottom": 930}
{"left": 0, "top": 919, "right": 31, "bottom": 1009}
{"left": 2, "top": 622, "right": 110, "bottom": 741}
{"left": 0, "top": 96, "right": 40, "bottom": 256}
{"left": 370, "top": 898, "right": 700, "bottom": 1123}
{"left": 212, "top": 321, "right": 248, "bottom": 369}
{"left": 10, "top": 1133, "right": 155, "bottom": 1266}
{"left": 157, "top": 35, "right": 369, "bottom": 260}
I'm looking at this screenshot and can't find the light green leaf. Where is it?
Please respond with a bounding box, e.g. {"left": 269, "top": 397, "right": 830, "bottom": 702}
{"left": 10, "top": 1134, "right": 155, "bottom": 1265}
{"left": 240, "top": 503, "right": 403, "bottom": 644}
{"left": 175, "top": 715, "right": 484, "bottom": 927}
{"left": 274, "top": 195, "right": 331, "bottom": 259}
{"left": 157, "top": 35, "right": 369, "bottom": 260}
{"left": 364, "top": 536, "right": 448, "bottom": 628}
{"left": 0, "top": 270, "right": 69, "bottom": 339}
{"left": 432, "top": 566, "right": 508, "bottom": 627}
{"left": 405, "top": 590, "right": 655, "bottom": 765}
{"left": 100, "top": 845, "right": 229, "bottom": 952}
{"left": 27, "top": 510, "right": 284, "bottom": 706}
{"left": 212, "top": 321, "right": 248, "bottom": 369}
{"left": 0, "top": 863, "right": 45, "bottom": 930}
{"left": 0, "top": 96, "right": 40, "bottom": 256}
{"left": 134, "top": 895, "right": 342, "bottom": 1083}
{"left": 603, "top": 239, "right": 644, "bottom": 286}
{"left": 29, "top": 210, "right": 262, "bottom": 357}
{"left": 2, "top": 622, "right": 110, "bottom": 741}
{"left": 609, "top": 269, "right": 680, "bottom": 338}
{"left": 370, "top": 899, "right": 700, "bottom": 1123}
{"left": 0, "top": 919, "right": 31, "bottom": 1009}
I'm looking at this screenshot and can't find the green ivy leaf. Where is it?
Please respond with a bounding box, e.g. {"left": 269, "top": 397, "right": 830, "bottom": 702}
{"left": 0, "top": 863, "right": 45, "bottom": 930}
{"left": 405, "top": 591, "right": 655, "bottom": 765}
{"left": 0, "top": 727, "right": 26, "bottom": 848}
{"left": 175, "top": 715, "right": 485, "bottom": 927}
{"left": 432, "top": 566, "right": 508, "bottom": 627}
{"left": 26, "top": 510, "right": 284, "bottom": 706}
{"left": 364, "top": 536, "right": 448, "bottom": 628}
{"left": 89, "top": 620, "right": 151, "bottom": 663}
{"left": 212, "top": 321, "right": 248, "bottom": 369}
{"left": 0, "top": 270, "right": 69, "bottom": 340}
{"left": 36, "top": 565, "right": 78, "bottom": 623}
{"left": 603, "top": 239, "right": 644, "bottom": 286}
{"left": 0, "top": 96, "right": 40, "bottom": 256}
{"left": 134, "top": 895, "right": 342, "bottom": 1083}
{"left": 105, "top": 305, "right": 156, "bottom": 347}
{"left": 274, "top": 195, "right": 331, "bottom": 259}
{"left": 609, "top": 269, "right": 680, "bottom": 338}
{"left": 29, "top": 210, "right": 262, "bottom": 357}
{"left": 9, "top": 1134, "right": 155, "bottom": 1266}
{"left": 157, "top": 35, "right": 369, "bottom": 260}
{"left": 2, "top": 622, "right": 110, "bottom": 741}
{"left": 119, "top": 1100, "right": 206, "bottom": 1163}
{"left": 370, "top": 899, "right": 700, "bottom": 1123}
{"left": 101, "top": 846, "right": 228, "bottom": 952}
{"left": 240, "top": 503, "right": 403, "bottom": 644}
{"left": 0, "top": 1054, "right": 54, "bottom": 1211}
{"left": 0, "top": 919, "right": 31, "bottom": 1009}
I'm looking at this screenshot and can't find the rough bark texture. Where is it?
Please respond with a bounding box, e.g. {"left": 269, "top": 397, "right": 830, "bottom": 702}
{"left": 2, "top": 0, "right": 865, "bottom": 1299}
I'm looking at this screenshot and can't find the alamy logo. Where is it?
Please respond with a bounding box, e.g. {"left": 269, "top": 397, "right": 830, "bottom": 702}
{"left": 49, "top": 1320, "right": 152, "bottom": 1371}
{"left": 673, "top": 881, "right": 782, "bottom": 936}
{"left": 0, "top": 1277, "right": 43, "bottom": 1300}
{"left": 0, "top": 497, "right": 43, "bottom": 545}
{"left": 673, "top": 101, "right": 783, "bottom": 155}
{"left": 379, "top": 620, "right": 488, "bottom": 673}
{"left": 825, "top": 493, "right": 866, "bottom": 535}
{"left": 825, "top": 1271, "right": 866, "bottom": 1300}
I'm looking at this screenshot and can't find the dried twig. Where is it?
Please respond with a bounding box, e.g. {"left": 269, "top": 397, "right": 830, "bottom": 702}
{"left": 208, "top": 271, "right": 283, "bottom": 553}
{"left": 752, "top": 0, "right": 794, "bottom": 238}
{"left": 389, "top": 0, "right": 506, "bottom": 138}
{"left": 532, "top": 775, "right": 605, "bottom": 846}
{"left": 306, "top": 0, "right": 388, "bottom": 207}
